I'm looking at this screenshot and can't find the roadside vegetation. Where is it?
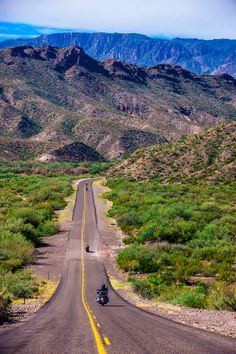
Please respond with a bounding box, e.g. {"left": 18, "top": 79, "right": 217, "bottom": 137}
{"left": 0, "top": 161, "right": 115, "bottom": 176}
{"left": 0, "top": 169, "right": 73, "bottom": 322}
{"left": 106, "top": 179, "right": 236, "bottom": 310}
{"left": 0, "top": 160, "right": 115, "bottom": 322}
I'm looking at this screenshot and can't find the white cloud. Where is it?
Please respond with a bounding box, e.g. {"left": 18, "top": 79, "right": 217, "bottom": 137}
{"left": 0, "top": 0, "right": 236, "bottom": 39}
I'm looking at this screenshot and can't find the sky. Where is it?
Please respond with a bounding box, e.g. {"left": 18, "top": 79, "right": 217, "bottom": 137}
{"left": 0, "top": 0, "right": 236, "bottom": 41}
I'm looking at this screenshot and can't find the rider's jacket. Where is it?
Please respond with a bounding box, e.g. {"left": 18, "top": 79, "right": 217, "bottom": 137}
{"left": 97, "top": 288, "right": 108, "bottom": 295}
{"left": 97, "top": 287, "right": 108, "bottom": 300}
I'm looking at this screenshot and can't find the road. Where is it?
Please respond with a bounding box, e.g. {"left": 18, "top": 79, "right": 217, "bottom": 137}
{"left": 0, "top": 179, "right": 235, "bottom": 354}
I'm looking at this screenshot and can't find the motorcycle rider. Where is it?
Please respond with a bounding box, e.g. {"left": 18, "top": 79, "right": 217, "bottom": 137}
{"left": 96, "top": 284, "right": 109, "bottom": 303}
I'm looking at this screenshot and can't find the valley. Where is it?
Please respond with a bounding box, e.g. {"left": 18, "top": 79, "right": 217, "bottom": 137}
{"left": 0, "top": 38, "right": 235, "bottom": 354}
{"left": 0, "top": 1, "right": 236, "bottom": 352}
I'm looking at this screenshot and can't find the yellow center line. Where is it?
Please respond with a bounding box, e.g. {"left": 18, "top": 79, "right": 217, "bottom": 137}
{"left": 81, "top": 186, "right": 107, "bottom": 354}
{"left": 104, "top": 338, "right": 111, "bottom": 346}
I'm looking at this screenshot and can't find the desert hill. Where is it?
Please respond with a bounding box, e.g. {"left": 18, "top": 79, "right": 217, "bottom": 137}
{"left": 110, "top": 122, "right": 236, "bottom": 183}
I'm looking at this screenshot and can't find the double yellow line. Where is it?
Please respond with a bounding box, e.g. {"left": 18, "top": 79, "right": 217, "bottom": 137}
{"left": 81, "top": 186, "right": 107, "bottom": 354}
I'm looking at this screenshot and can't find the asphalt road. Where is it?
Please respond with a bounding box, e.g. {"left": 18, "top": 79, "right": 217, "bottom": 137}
{"left": 0, "top": 179, "right": 235, "bottom": 354}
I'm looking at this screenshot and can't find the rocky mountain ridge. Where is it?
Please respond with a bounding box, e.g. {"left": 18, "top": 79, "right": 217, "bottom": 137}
{"left": 0, "top": 32, "right": 236, "bottom": 77}
{"left": 0, "top": 45, "right": 236, "bottom": 161}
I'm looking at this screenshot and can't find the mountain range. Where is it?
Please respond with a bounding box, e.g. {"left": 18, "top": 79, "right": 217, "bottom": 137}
{"left": 0, "top": 32, "right": 236, "bottom": 78}
{"left": 0, "top": 45, "right": 236, "bottom": 161}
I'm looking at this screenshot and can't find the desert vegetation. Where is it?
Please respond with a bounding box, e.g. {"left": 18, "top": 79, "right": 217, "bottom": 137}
{"left": 0, "top": 170, "right": 73, "bottom": 321}
{"left": 0, "top": 161, "right": 114, "bottom": 176}
{"left": 0, "top": 160, "right": 114, "bottom": 321}
{"left": 106, "top": 179, "right": 236, "bottom": 310}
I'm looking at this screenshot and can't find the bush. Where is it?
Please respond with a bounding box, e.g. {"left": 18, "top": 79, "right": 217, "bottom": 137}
{"left": 0, "top": 270, "right": 37, "bottom": 300}
{"left": 130, "top": 278, "right": 160, "bottom": 299}
{"left": 12, "top": 208, "right": 42, "bottom": 228}
{"left": 0, "top": 291, "right": 11, "bottom": 323}
{"left": 171, "top": 286, "right": 207, "bottom": 308}
{"left": 207, "top": 282, "right": 236, "bottom": 311}
{"left": 117, "top": 246, "right": 140, "bottom": 272}
{"left": 37, "top": 220, "right": 58, "bottom": 237}
{"left": 138, "top": 222, "right": 158, "bottom": 242}
{"left": 188, "top": 223, "right": 231, "bottom": 248}
{"left": 0, "top": 231, "right": 33, "bottom": 271}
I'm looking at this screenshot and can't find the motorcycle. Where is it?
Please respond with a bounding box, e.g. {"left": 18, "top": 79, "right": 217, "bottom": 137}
{"left": 85, "top": 245, "right": 90, "bottom": 252}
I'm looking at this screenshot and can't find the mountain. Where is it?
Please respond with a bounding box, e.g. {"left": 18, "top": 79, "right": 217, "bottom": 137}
{"left": 0, "top": 137, "right": 104, "bottom": 162}
{"left": 0, "top": 32, "right": 236, "bottom": 78}
{"left": 109, "top": 122, "right": 236, "bottom": 183}
{"left": 0, "top": 45, "right": 236, "bottom": 161}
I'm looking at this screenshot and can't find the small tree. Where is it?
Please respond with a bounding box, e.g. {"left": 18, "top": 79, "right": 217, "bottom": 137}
{"left": 13, "top": 283, "right": 34, "bottom": 304}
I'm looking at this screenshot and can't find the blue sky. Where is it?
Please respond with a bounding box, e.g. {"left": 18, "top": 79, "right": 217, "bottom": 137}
{"left": 0, "top": 22, "right": 81, "bottom": 41}
{"left": 0, "top": 0, "right": 236, "bottom": 42}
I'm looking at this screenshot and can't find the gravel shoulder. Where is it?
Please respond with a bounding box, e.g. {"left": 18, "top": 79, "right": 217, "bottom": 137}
{"left": 93, "top": 180, "right": 236, "bottom": 338}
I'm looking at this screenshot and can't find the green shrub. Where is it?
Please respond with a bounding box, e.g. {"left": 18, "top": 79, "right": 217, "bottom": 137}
{"left": 216, "top": 263, "right": 235, "bottom": 282}
{"left": 207, "top": 282, "right": 236, "bottom": 311}
{"left": 12, "top": 208, "right": 42, "bottom": 228}
{"left": 48, "top": 198, "right": 66, "bottom": 210}
{"left": 171, "top": 286, "right": 207, "bottom": 308}
{"left": 0, "top": 231, "right": 33, "bottom": 271}
{"left": 37, "top": 220, "right": 58, "bottom": 237}
{"left": 138, "top": 222, "right": 159, "bottom": 242}
{"left": 130, "top": 278, "right": 159, "bottom": 299}
{"left": 117, "top": 245, "right": 140, "bottom": 272}
{"left": 0, "top": 290, "right": 11, "bottom": 322}
{"left": 188, "top": 223, "right": 231, "bottom": 248}
{"left": 0, "top": 270, "right": 37, "bottom": 299}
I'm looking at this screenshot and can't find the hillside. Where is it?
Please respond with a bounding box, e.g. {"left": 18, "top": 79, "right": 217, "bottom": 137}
{"left": 0, "top": 32, "right": 236, "bottom": 78}
{"left": 0, "top": 45, "right": 236, "bottom": 161}
{"left": 0, "top": 137, "right": 104, "bottom": 162}
{"left": 110, "top": 122, "right": 236, "bottom": 182}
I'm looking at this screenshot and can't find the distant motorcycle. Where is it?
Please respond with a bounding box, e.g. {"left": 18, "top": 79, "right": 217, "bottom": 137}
{"left": 85, "top": 182, "right": 88, "bottom": 191}
{"left": 85, "top": 245, "right": 90, "bottom": 252}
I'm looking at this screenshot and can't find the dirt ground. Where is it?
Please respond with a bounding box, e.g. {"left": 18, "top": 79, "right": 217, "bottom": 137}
{"left": 93, "top": 181, "right": 236, "bottom": 339}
